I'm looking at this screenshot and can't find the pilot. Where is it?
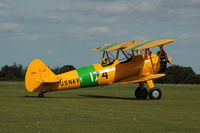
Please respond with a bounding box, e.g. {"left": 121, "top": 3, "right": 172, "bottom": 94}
{"left": 101, "top": 58, "right": 108, "bottom": 66}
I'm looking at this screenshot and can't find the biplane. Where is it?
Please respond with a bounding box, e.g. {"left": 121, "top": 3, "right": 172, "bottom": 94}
{"left": 25, "top": 39, "right": 174, "bottom": 99}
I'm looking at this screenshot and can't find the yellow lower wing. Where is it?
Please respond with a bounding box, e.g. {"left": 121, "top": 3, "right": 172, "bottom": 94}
{"left": 116, "top": 74, "right": 166, "bottom": 84}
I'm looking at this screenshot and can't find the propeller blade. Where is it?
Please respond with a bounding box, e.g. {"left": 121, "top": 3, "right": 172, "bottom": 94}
{"left": 159, "top": 46, "right": 173, "bottom": 65}
{"left": 166, "top": 55, "right": 173, "bottom": 65}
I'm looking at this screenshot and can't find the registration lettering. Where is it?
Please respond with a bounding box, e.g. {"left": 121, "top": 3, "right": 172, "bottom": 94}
{"left": 60, "top": 78, "right": 80, "bottom": 86}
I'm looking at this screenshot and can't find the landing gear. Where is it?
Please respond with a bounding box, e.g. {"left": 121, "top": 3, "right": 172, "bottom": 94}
{"left": 135, "top": 82, "right": 148, "bottom": 99}
{"left": 134, "top": 81, "right": 162, "bottom": 100}
{"left": 135, "top": 87, "right": 148, "bottom": 99}
{"left": 38, "top": 92, "right": 45, "bottom": 98}
{"left": 149, "top": 88, "right": 162, "bottom": 100}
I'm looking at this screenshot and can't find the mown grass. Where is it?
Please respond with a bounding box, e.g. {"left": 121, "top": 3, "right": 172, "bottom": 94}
{"left": 0, "top": 82, "right": 200, "bottom": 133}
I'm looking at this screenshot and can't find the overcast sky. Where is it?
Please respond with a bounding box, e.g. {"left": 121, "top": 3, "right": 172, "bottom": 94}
{"left": 0, "top": 0, "right": 200, "bottom": 73}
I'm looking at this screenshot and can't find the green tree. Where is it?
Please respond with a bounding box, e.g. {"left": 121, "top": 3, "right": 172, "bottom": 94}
{"left": 52, "top": 65, "right": 76, "bottom": 74}
{"left": 156, "top": 65, "right": 200, "bottom": 84}
{"left": 0, "top": 63, "right": 25, "bottom": 81}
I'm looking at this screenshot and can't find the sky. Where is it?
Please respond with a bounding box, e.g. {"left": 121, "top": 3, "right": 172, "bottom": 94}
{"left": 0, "top": 0, "right": 200, "bottom": 73}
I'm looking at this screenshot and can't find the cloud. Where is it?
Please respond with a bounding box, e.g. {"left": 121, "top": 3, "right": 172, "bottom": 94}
{"left": 192, "top": 0, "right": 200, "bottom": 3}
{"left": 71, "top": 26, "right": 111, "bottom": 34}
{"left": 75, "top": 16, "right": 124, "bottom": 25}
{"left": 133, "top": 35, "right": 153, "bottom": 40}
{"left": 55, "top": 5, "right": 72, "bottom": 12}
{"left": 51, "top": 0, "right": 200, "bottom": 25}
{"left": 132, "top": 1, "right": 156, "bottom": 12}
{"left": 0, "top": 3, "right": 10, "bottom": 16}
{"left": 0, "top": 22, "right": 20, "bottom": 31}
{"left": 162, "top": 32, "right": 200, "bottom": 40}
{"left": 0, "top": 3, "right": 8, "bottom": 9}
{"left": 160, "top": 0, "right": 200, "bottom": 18}
{"left": 178, "top": 33, "right": 200, "bottom": 39}
{"left": 27, "top": 35, "right": 42, "bottom": 40}
{"left": 47, "top": 15, "right": 66, "bottom": 21}
{"left": 87, "top": 26, "right": 111, "bottom": 33}
{"left": 166, "top": 8, "right": 200, "bottom": 19}
{"left": 95, "top": 3, "right": 131, "bottom": 14}
{"left": 0, "top": 9, "right": 10, "bottom": 16}
{"left": 115, "top": 31, "right": 128, "bottom": 36}
{"left": 161, "top": 0, "right": 200, "bottom": 9}
{"left": 11, "top": 33, "right": 43, "bottom": 41}
{"left": 70, "top": 26, "right": 129, "bottom": 38}
{"left": 54, "top": 1, "right": 156, "bottom": 15}
{"left": 101, "top": 17, "right": 124, "bottom": 24}
{"left": 93, "top": 1, "right": 156, "bottom": 14}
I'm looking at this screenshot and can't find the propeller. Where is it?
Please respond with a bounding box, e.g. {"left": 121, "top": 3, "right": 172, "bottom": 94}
{"left": 157, "top": 45, "right": 173, "bottom": 73}
{"left": 159, "top": 45, "right": 173, "bottom": 65}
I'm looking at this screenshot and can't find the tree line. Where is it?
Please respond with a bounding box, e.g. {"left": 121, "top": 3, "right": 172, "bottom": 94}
{"left": 0, "top": 63, "right": 199, "bottom": 84}
{"left": 0, "top": 63, "right": 75, "bottom": 81}
{"left": 155, "top": 65, "right": 200, "bottom": 84}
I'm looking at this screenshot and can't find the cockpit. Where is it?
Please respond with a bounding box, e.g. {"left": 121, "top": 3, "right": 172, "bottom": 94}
{"left": 92, "top": 41, "right": 146, "bottom": 67}
{"left": 100, "top": 49, "right": 133, "bottom": 66}
{"left": 93, "top": 42, "right": 139, "bottom": 66}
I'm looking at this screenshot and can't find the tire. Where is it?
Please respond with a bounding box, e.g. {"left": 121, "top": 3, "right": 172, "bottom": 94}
{"left": 149, "top": 88, "right": 162, "bottom": 100}
{"left": 135, "top": 87, "right": 148, "bottom": 99}
{"left": 38, "top": 93, "right": 44, "bottom": 98}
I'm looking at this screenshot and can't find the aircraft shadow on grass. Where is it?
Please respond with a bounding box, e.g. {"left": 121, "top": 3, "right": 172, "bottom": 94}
{"left": 20, "top": 95, "right": 81, "bottom": 99}
{"left": 21, "top": 95, "right": 57, "bottom": 98}
{"left": 79, "top": 95, "right": 149, "bottom": 101}
{"left": 21, "top": 95, "right": 149, "bottom": 100}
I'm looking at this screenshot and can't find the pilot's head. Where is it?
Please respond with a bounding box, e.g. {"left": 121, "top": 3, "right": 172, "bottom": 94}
{"left": 102, "top": 58, "right": 107, "bottom": 64}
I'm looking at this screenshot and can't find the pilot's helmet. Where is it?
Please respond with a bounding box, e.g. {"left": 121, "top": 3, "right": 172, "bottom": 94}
{"left": 102, "top": 58, "right": 107, "bottom": 64}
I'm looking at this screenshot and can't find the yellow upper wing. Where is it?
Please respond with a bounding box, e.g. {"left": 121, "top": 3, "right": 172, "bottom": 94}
{"left": 92, "top": 42, "right": 122, "bottom": 52}
{"left": 106, "top": 41, "right": 142, "bottom": 51}
{"left": 124, "top": 39, "right": 174, "bottom": 51}
{"left": 92, "top": 39, "right": 174, "bottom": 52}
{"left": 92, "top": 41, "right": 142, "bottom": 52}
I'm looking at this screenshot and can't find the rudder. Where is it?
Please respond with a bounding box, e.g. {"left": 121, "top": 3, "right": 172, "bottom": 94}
{"left": 25, "top": 59, "right": 60, "bottom": 92}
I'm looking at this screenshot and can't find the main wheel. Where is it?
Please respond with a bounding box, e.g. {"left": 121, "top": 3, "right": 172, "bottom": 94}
{"left": 149, "top": 88, "right": 162, "bottom": 100}
{"left": 135, "top": 87, "right": 148, "bottom": 99}
{"left": 38, "top": 92, "right": 44, "bottom": 98}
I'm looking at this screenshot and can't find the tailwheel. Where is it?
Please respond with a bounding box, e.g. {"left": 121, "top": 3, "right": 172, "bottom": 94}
{"left": 38, "top": 92, "right": 45, "bottom": 98}
{"left": 149, "top": 88, "right": 162, "bottom": 100}
{"left": 135, "top": 87, "right": 148, "bottom": 99}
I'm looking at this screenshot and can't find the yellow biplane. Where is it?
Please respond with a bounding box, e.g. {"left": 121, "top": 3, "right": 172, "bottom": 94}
{"left": 25, "top": 39, "right": 174, "bottom": 99}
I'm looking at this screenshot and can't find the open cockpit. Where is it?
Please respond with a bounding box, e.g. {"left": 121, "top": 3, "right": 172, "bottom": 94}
{"left": 101, "top": 49, "right": 133, "bottom": 66}
{"left": 92, "top": 40, "right": 173, "bottom": 67}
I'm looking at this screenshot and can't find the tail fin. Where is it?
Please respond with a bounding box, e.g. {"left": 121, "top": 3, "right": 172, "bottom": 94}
{"left": 25, "top": 59, "right": 61, "bottom": 92}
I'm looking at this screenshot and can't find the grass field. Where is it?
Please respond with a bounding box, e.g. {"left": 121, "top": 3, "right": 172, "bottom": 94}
{"left": 0, "top": 82, "right": 200, "bottom": 133}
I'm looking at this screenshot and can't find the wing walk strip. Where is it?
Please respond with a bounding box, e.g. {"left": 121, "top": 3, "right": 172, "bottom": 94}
{"left": 100, "top": 42, "right": 123, "bottom": 51}
{"left": 105, "top": 41, "right": 142, "bottom": 51}
{"left": 129, "top": 40, "right": 155, "bottom": 50}
{"left": 134, "top": 40, "right": 173, "bottom": 50}
{"left": 105, "top": 42, "right": 127, "bottom": 51}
